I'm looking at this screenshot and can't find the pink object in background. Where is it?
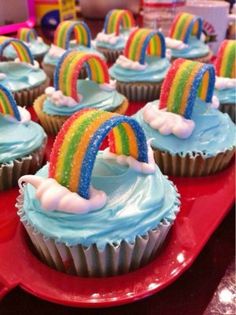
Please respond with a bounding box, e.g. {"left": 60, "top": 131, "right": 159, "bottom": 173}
{"left": 0, "top": 0, "right": 35, "bottom": 35}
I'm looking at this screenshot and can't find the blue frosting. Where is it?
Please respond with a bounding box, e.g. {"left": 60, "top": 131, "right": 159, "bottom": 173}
{"left": 96, "top": 29, "right": 131, "bottom": 50}
{"left": 20, "top": 155, "right": 180, "bottom": 249}
{"left": 43, "top": 80, "right": 125, "bottom": 116}
{"left": 0, "top": 115, "right": 46, "bottom": 163}
{"left": 214, "top": 88, "right": 235, "bottom": 105}
{"left": 170, "top": 37, "right": 210, "bottom": 59}
{"left": 3, "top": 39, "right": 49, "bottom": 59}
{"left": 0, "top": 62, "right": 47, "bottom": 92}
{"left": 133, "top": 100, "right": 236, "bottom": 157}
{"left": 109, "top": 56, "right": 170, "bottom": 83}
{"left": 43, "top": 43, "right": 105, "bottom": 66}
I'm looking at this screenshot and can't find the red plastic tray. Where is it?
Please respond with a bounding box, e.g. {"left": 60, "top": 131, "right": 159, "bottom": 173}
{"left": 0, "top": 105, "right": 235, "bottom": 307}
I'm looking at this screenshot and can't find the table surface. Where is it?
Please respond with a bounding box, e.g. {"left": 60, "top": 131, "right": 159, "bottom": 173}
{"left": 0, "top": 16, "right": 235, "bottom": 315}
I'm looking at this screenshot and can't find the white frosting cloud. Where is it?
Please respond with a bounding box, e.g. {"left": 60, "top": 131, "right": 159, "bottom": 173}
{"left": 99, "top": 79, "right": 116, "bottom": 91}
{"left": 116, "top": 55, "right": 147, "bottom": 71}
{"left": 96, "top": 32, "right": 120, "bottom": 45}
{"left": 103, "top": 139, "right": 156, "bottom": 174}
{"left": 48, "top": 44, "right": 65, "bottom": 58}
{"left": 0, "top": 73, "right": 6, "bottom": 80}
{"left": 4, "top": 106, "right": 31, "bottom": 124}
{"left": 45, "top": 87, "right": 80, "bottom": 107}
{"left": 19, "top": 176, "right": 107, "bottom": 214}
{"left": 165, "top": 37, "right": 188, "bottom": 50}
{"left": 143, "top": 104, "right": 195, "bottom": 139}
{"left": 215, "top": 76, "right": 236, "bottom": 90}
{"left": 14, "top": 58, "right": 39, "bottom": 70}
{"left": 209, "top": 95, "right": 220, "bottom": 109}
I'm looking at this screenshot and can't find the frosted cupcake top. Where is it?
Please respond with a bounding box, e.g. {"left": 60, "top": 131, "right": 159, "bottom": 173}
{"left": 0, "top": 84, "right": 46, "bottom": 163}
{"left": 19, "top": 109, "right": 180, "bottom": 249}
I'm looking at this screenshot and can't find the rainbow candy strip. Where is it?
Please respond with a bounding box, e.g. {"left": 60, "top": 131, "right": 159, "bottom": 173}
{"left": 124, "top": 28, "right": 166, "bottom": 65}
{"left": 17, "top": 28, "right": 37, "bottom": 42}
{"left": 54, "top": 21, "right": 91, "bottom": 49}
{"left": 169, "top": 12, "right": 202, "bottom": 44}
{"left": 49, "top": 109, "right": 148, "bottom": 199}
{"left": 215, "top": 40, "right": 236, "bottom": 78}
{"left": 159, "top": 58, "right": 215, "bottom": 119}
{"left": 0, "top": 37, "right": 34, "bottom": 64}
{"left": 54, "top": 51, "right": 109, "bottom": 101}
{"left": 104, "top": 9, "right": 135, "bottom": 35}
{"left": 0, "top": 84, "right": 20, "bottom": 121}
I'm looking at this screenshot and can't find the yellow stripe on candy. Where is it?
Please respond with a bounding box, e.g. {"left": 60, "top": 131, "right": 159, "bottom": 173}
{"left": 122, "top": 122, "right": 138, "bottom": 159}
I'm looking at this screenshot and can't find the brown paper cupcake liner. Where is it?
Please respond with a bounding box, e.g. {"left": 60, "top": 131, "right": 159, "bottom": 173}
{"left": 171, "top": 51, "right": 213, "bottom": 64}
{"left": 116, "top": 81, "right": 162, "bottom": 102}
{"left": 42, "top": 62, "right": 91, "bottom": 84}
{"left": 153, "top": 147, "right": 235, "bottom": 177}
{"left": 0, "top": 138, "right": 47, "bottom": 191}
{"left": 13, "top": 77, "right": 50, "bottom": 107}
{"left": 219, "top": 103, "right": 235, "bottom": 123}
{"left": 96, "top": 47, "right": 123, "bottom": 63}
{"left": 17, "top": 187, "right": 179, "bottom": 277}
{"left": 34, "top": 94, "right": 129, "bottom": 135}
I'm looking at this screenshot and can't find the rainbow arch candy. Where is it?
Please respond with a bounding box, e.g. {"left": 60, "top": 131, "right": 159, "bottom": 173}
{"left": 54, "top": 51, "right": 109, "bottom": 102}
{"left": 49, "top": 109, "right": 148, "bottom": 199}
{"left": 104, "top": 9, "right": 135, "bottom": 35}
{"left": 54, "top": 21, "right": 91, "bottom": 49}
{"left": 0, "top": 37, "right": 34, "bottom": 64}
{"left": 17, "top": 28, "right": 38, "bottom": 43}
{"left": 0, "top": 84, "right": 20, "bottom": 121}
{"left": 124, "top": 28, "right": 166, "bottom": 65}
{"left": 169, "top": 12, "right": 202, "bottom": 44}
{"left": 159, "top": 58, "right": 215, "bottom": 119}
{"left": 215, "top": 40, "right": 236, "bottom": 78}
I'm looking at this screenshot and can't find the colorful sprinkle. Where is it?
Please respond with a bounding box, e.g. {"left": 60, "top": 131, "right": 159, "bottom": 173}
{"left": 215, "top": 40, "right": 236, "bottom": 78}
{"left": 159, "top": 58, "right": 215, "bottom": 119}
{"left": 124, "top": 28, "right": 166, "bottom": 64}
{"left": 54, "top": 51, "right": 109, "bottom": 101}
{"left": 0, "top": 83, "right": 20, "bottom": 120}
{"left": 104, "top": 9, "right": 135, "bottom": 35}
{"left": 17, "top": 28, "right": 37, "bottom": 42}
{"left": 0, "top": 37, "right": 34, "bottom": 64}
{"left": 54, "top": 20, "right": 91, "bottom": 49}
{"left": 169, "top": 12, "right": 202, "bottom": 44}
{"left": 49, "top": 109, "right": 148, "bottom": 199}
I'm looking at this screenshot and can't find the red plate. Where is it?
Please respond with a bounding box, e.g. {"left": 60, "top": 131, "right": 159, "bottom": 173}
{"left": 0, "top": 105, "right": 235, "bottom": 307}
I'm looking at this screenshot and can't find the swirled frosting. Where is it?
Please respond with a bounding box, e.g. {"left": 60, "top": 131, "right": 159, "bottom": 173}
{"left": 0, "top": 62, "right": 47, "bottom": 92}
{"left": 0, "top": 114, "right": 46, "bottom": 163}
{"left": 95, "top": 29, "right": 131, "bottom": 50}
{"left": 43, "top": 80, "right": 125, "bottom": 116}
{"left": 3, "top": 38, "right": 49, "bottom": 59}
{"left": 19, "top": 154, "right": 180, "bottom": 249}
{"left": 168, "top": 37, "right": 210, "bottom": 59}
{"left": 133, "top": 99, "right": 236, "bottom": 157}
{"left": 214, "top": 77, "right": 236, "bottom": 105}
{"left": 43, "top": 42, "right": 105, "bottom": 66}
{"left": 109, "top": 56, "right": 170, "bottom": 83}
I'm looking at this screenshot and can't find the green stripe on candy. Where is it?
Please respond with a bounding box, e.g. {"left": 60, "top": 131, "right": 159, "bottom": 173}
{"left": 60, "top": 110, "right": 102, "bottom": 188}
{"left": 59, "top": 24, "right": 68, "bottom": 48}
{"left": 175, "top": 14, "right": 189, "bottom": 41}
{"left": 117, "top": 124, "right": 130, "bottom": 156}
{"left": 224, "top": 43, "right": 235, "bottom": 78}
{"left": 130, "top": 29, "right": 147, "bottom": 61}
{"left": 0, "top": 91, "right": 10, "bottom": 114}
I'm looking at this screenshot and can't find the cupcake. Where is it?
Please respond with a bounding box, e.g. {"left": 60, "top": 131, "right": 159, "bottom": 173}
{"left": 34, "top": 51, "right": 129, "bottom": 135}
{"left": 42, "top": 20, "right": 105, "bottom": 82}
{"left": 214, "top": 40, "right": 236, "bottom": 123}
{"left": 133, "top": 58, "right": 236, "bottom": 176}
{"left": 165, "top": 12, "right": 212, "bottom": 63}
{"left": 0, "top": 84, "right": 47, "bottom": 190}
{"left": 95, "top": 9, "right": 136, "bottom": 63}
{"left": 17, "top": 109, "right": 180, "bottom": 277}
{"left": 0, "top": 37, "right": 49, "bottom": 107}
{"left": 109, "top": 28, "right": 170, "bottom": 102}
{"left": 3, "top": 28, "right": 49, "bottom": 63}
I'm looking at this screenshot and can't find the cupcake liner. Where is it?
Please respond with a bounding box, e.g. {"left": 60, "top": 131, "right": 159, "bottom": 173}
{"left": 219, "top": 103, "right": 236, "bottom": 123}
{"left": 0, "top": 138, "right": 47, "bottom": 191}
{"left": 42, "top": 62, "right": 91, "bottom": 84}
{"left": 116, "top": 81, "right": 162, "bottom": 102}
{"left": 153, "top": 147, "right": 235, "bottom": 177}
{"left": 171, "top": 51, "right": 213, "bottom": 64}
{"left": 17, "top": 187, "right": 179, "bottom": 277}
{"left": 34, "top": 94, "right": 129, "bottom": 135}
{"left": 96, "top": 47, "right": 123, "bottom": 63}
{"left": 13, "top": 77, "right": 50, "bottom": 107}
